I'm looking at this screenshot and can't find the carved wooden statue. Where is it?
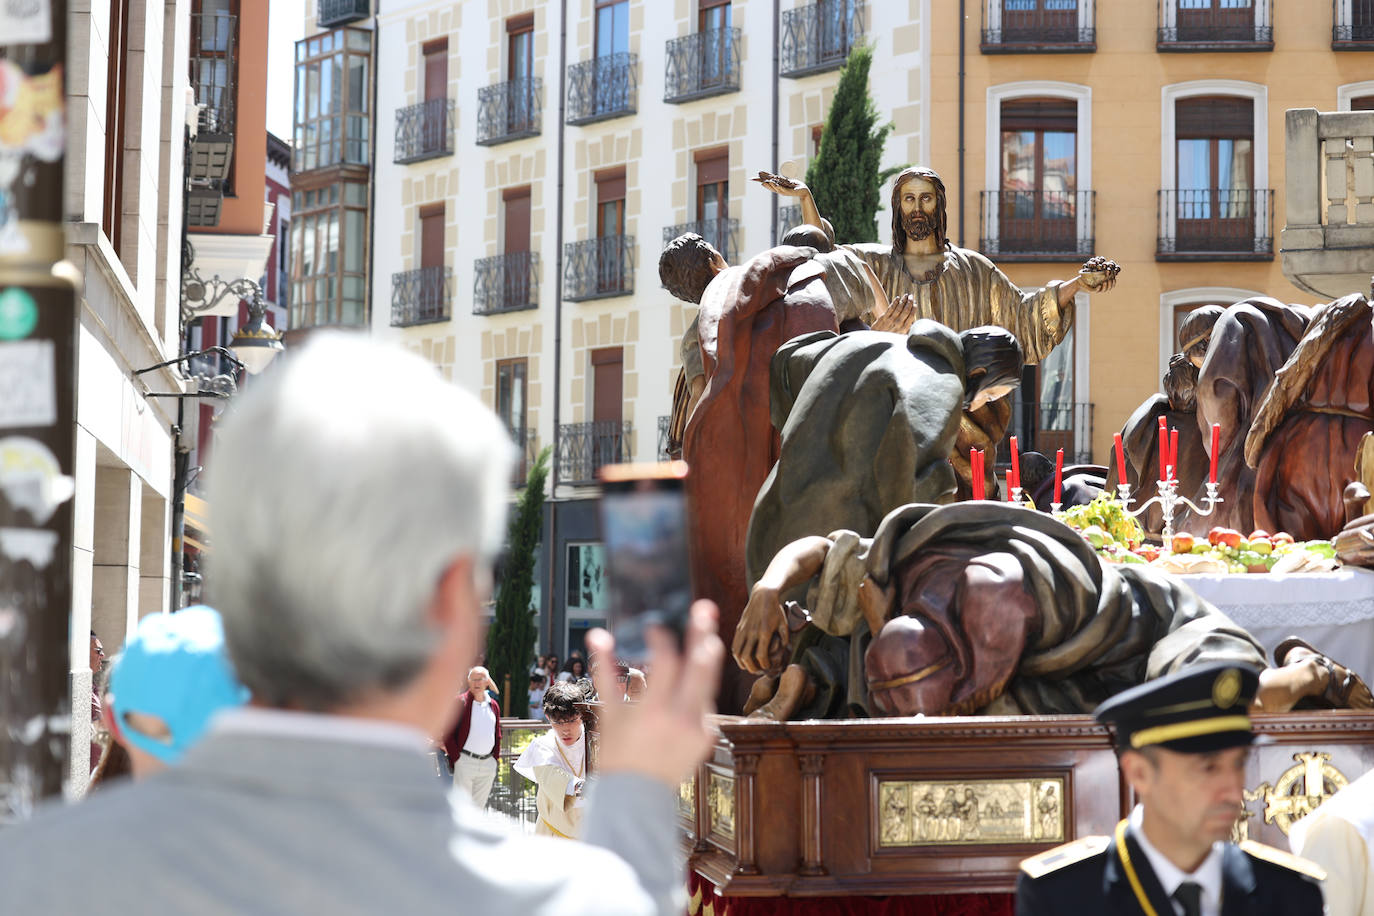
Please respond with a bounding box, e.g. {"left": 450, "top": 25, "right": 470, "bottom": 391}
{"left": 757, "top": 166, "right": 1119, "bottom": 498}
{"left": 734, "top": 502, "right": 1372, "bottom": 721}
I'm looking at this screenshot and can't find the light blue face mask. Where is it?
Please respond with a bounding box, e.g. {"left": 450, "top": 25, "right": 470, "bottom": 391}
{"left": 108, "top": 606, "right": 250, "bottom": 763}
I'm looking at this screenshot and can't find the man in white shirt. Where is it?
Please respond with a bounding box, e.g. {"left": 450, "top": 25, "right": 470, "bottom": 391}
{"left": 442, "top": 666, "right": 501, "bottom": 806}
{"left": 1016, "top": 664, "right": 1325, "bottom": 915}
{"left": 528, "top": 672, "right": 547, "bottom": 720}
{"left": 0, "top": 334, "right": 725, "bottom": 915}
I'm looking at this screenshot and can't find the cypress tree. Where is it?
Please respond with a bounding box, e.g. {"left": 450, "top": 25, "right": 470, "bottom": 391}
{"left": 804, "top": 42, "right": 895, "bottom": 244}
{"left": 485, "top": 446, "right": 550, "bottom": 718}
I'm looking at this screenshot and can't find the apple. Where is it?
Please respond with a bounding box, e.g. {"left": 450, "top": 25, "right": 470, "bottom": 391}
{"left": 1250, "top": 537, "right": 1273, "bottom": 556}
{"left": 1249, "top": 529, "right": 1271, "bottom": 540}
{"left": 1273, "top": 532, "right": 1295, "bottom": 546}
{"left": 1214, "top": 528, "right": 1243, "bottom": 550}
{"left": 1171, "top": 533, "right": 1195, "bottom": 553}
{"left": 1208, "top": 527, "right": 1226, "bottom": 546}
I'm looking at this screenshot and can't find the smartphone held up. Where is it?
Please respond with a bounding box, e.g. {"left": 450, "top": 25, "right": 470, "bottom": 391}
{"left": 597, "top": 461, "right": 694, "bottom": 662}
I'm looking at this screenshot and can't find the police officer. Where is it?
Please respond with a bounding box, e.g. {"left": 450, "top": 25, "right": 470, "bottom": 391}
{"left": 1016, "top": 664, "right": 1325, "bottom": 915}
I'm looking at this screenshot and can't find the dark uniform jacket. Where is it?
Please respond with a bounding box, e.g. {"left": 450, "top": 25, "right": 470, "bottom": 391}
{"left": 1016, "top": 823, "right": 1325, "bottom": 916}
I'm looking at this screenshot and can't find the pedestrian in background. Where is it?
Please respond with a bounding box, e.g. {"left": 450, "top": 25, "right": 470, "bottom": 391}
{"left": 443, "top": 665, "right": 502, "bottom": 807}
{"left": 529, "top": 672, "right": 547, "bottom": 720}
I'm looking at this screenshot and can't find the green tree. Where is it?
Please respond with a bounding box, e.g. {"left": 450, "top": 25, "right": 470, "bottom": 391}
{"left": 804, "top": 42, "right": 896, "bottom": 244}
{"left": 485, "top": 446, "right": 550, "bottom": 718}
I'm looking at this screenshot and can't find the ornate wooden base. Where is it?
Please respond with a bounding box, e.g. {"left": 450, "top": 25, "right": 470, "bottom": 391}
{"left": 684, "top": 711, "right": 1374, "bottom": 898}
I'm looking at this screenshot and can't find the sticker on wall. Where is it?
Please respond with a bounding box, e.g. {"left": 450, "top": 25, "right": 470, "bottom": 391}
{"left": 0, "top": 287, "right": 38, "bottom": 339}
{"left": 0, "top": 58, "right": 65, "bottom": 255}
{"left": 0, "top": 338, "right": 54, "bottom": 428}
{"left": 0, "top": 0, "right": 53, "bottom": 45}
{"left": 0, "top": 435, "right": 72, "bottom": 526}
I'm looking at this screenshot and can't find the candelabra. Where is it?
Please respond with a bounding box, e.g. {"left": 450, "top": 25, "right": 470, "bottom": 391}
{"left": 1118, "top": 478, "right": 1223, "bottom": 553}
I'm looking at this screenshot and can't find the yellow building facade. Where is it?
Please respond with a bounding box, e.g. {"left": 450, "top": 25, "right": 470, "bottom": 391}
{"left": 930, "top": 0, "right": 1374, "bottom": 462}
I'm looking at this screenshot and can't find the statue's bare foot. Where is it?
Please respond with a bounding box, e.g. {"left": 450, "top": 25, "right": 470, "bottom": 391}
{"left": 748, "top": 664, "right": 815, "bottom": 721}
{"left": 743, "top": 673, "right": 780, "bottom": 716}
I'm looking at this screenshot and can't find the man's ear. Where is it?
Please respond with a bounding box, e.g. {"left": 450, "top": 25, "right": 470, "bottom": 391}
{"left": 429, "top": 556, "right": 480, "bottom": 629}
{"left": 1119, "top": 749, "right": 1152, "bottom": 797}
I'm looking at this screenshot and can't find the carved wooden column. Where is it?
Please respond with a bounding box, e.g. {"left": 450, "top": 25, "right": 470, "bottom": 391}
{"left": 798, "top": 752, "right": 827, "bottom": 876}
{"left": 733, "top": 752, "right": 761, "bottom": 875}
{"left": 693, "top": 763, "right": 711, "bottom": 854}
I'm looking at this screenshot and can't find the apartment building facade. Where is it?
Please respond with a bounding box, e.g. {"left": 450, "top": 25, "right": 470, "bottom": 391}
{"left": 370, "top": 0, "right": 932, "bottom": 656}
{"left": 931, "top": 0, "right": 1374, "bottom": 464}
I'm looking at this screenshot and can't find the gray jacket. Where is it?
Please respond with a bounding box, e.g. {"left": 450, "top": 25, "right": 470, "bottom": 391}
{"left": 0, "top": 727, "right": 684, "bottom": 914}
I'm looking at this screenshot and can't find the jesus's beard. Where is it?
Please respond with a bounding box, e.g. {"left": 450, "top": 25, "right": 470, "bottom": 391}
{"left": 904, "top": 212, "right": 935, "bottom": 242}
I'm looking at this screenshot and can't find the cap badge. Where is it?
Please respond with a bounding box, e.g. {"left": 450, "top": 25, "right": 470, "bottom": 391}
{"left": 1212, "top": 669, "right": 1242, "bottom": 709}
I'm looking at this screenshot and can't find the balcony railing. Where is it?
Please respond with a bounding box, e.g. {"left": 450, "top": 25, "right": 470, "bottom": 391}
{"left": 1280, "top": 108, "right": 1374, "bottom": 300}
{"left": 1157, "top": 189, "right": 1274, "bottom": 260}
{"left": 558, "top": 421, "right": 633, "bottom": 487}
{"left": 317, "top": 0, "right": 369, "bottom": 28}
{"left": 394, "top": 98, "right": 455, "bottom": 164}
{"left": 781, "top": 0, "right": 865, "bottom": 78}
{"left": 776, "top": 204, "right": 804, "bottom": 241}
{"left": 1334, "top": 0, "right": 1374, "bottom": 47}
{"left": 566, "top": 53, "right": 638, "bottom": 125}
{"left": 664, "top": 28, "right": 742, "bottom": 103}
{"left": 999, "top": 401, "right": 1094, "bottom": 465}
{"left": 563, "top": 236, "right": 635, "bottom": 302}
{"left": 390, "top": 266, "right": 452, "bottom": 326}
{"left": 662, "top": 218, "right": 739, "bottom": 264}
{"left": 190, "top": 12, "right": 237, "bottom": 138}
{"left": 981, "top": 0, "right": 1095, "bottom": 52}
{"left": 979, "top": 190, "right": 1094, "bottom": 260}
{"left": 1157, "top": 0, "right": 1272, "bottom": 50}
{"left": 473, "top": 251, "right": 540, "bottom": 315}
{"left": 477, "top": 78, "right": 543, "bottom": 145}
{"left": 657, "top": 415, "right": 672, "bottom": 461}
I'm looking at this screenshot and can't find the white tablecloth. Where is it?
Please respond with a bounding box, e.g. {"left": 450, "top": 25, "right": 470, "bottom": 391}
{"left": 1177, "top": 568, "right": 1374, "bottom": 676}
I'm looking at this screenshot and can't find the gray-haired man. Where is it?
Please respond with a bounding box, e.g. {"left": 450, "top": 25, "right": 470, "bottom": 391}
{"left": 0, "top": 333, "right": 724, "bottom": 915}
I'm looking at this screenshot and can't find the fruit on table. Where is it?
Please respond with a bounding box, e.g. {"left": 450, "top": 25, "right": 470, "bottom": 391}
{"left": 1172, "top": 532, "right": 1195, "bottom": 553}
{"left": 1080, "top": 525, "right": 1108, "bottom": 549}
{"left": 1249, "top": 536, "right": 1273, "bottom": 556}
{"left": 1273, "top": 532, "right": 1295, "bottom": 545}
{"left": 1208, "top": 527, "right": 1244, "bottom": 549}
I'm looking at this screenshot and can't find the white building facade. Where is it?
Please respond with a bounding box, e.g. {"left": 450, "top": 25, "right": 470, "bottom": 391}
{"left": 370, "top": 0, "right": 931, "bottom": 656}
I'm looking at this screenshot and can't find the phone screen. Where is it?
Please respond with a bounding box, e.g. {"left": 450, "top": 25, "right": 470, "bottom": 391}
{"left": 598, "top": 462, "right": 692, "bottom": 661}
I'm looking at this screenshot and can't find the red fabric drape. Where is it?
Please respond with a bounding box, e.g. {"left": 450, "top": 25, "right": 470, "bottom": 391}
{"left": 688, "top": 873, "right": 1014, "bottom": 916}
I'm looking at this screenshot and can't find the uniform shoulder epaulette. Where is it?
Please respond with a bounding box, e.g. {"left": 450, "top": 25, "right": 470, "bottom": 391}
{"left": 1019, "top": 835, "right": 1111, "bottom": 879}
{"left": 1239, "top": 840, "right": 1328, "bottom": 881}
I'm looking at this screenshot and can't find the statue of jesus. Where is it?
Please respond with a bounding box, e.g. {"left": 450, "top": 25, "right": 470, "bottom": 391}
{"left": 761, "top": 167, "right": 1119, "bottom": 495}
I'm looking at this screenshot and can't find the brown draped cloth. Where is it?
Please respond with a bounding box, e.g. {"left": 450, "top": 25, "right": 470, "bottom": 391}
{"left": 683, "top": 246, "right": 842, "bottom": 712}
{"left": 1107, "top": 395, "right": 1208, "bottom": 536}
{"left": 1188, "top": 297, "right": 1319, "bottom": 534}
{"left": 864, "top": 503, "right": 1267, "bottom": 715}
{"left": 1245, "top": 294, "right": 1374, "bottom": 540}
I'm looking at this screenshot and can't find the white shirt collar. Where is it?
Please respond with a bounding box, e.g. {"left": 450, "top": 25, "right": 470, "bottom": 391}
{"left": 210, "top": 706, "right": 433, "bottom": 753}
{"left": 1128, "top": 805, "right": 1224, "bottom": 916}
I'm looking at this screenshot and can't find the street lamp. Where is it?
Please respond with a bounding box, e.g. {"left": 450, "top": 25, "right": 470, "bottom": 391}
{"left": 228, "top": 292, "right": 285, "bottom": 374}
{"left": 181, "top": 239, "right": 284, "bottom": 374}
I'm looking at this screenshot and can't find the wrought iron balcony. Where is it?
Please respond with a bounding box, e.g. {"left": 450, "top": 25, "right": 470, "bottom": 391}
{"left": 662, "top": 218, "right": 739, "bottom": 264}
{"left": 979, "top": 190, "right": 1094, "bottom": 260}
{"left": 981, "top": 0, "right": 1095, "bottom": 52}
{"left": 476, "top": 78, "right": 543, "bottom": 145}
{"left": 1156, "top": 189, "right": 1274, "bottom": 261}
{"left": 317, "top": 0, "right": 368, "bottom": 28}
{"left": 394, "top": 98, "right": 455, "bottom": 164}
{"left": 190, "top": 12, "right": 237, "bottom": 137}
{"left": 664, "top": 28, "right": 741, "bottom": 103}
{"left": 558, "top": 421, "right": 633, "bottom": 487}
{"left": 657, "top": 415, "right": 672, "bottom": 461}
{"left": 473, "top": 251, "right": 540, "bottom": 315}
{"left": 566, "top": 53, "right": 638, "bottom": 125}
{"left": 775, "top": 204, "right": 804, "bottom": 241}
{"left": 390, "top": 266, "right": 453, "bottom": 327}
{"left": 1334, "top": 0, "right": 1374, "bottom": 47}
{"left": 999, "top": 401, "right": 1094, "bottom": 465}
{"left": 1157, "top": 0, "right": 1272, "bottom": 50}
{"left": 781, "top": 0, "right": 865, "bottom": 78}
{"left": 563, "top": 236, "right": 635, "bottom": 301}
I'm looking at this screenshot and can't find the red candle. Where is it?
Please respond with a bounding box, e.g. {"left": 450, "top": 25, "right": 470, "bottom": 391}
{"left": 1169, "top": 428, "right": 1179, "bottom": 481}
{"left": 1053, "top": 448, "right": 1064, "bottom": 505}
{"left": 1113, "top": 432, "right": 1127, "bottom": 486}
{"left": 1009, "top": 436, "right": 1021, "bottom": 492}
{"left": 971, "top": 448, "right": 983, "bottom": 500}
{"left": 1209, "top": 423, "right": 1220, "bottom": 484}
{"left": 1157, "top": 417, "right": 1168, "bottom": 483}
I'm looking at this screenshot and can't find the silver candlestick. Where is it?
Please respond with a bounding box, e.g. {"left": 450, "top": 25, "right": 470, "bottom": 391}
{"left": 1123, "top": 478, "right": 1223, "bottom": 553}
